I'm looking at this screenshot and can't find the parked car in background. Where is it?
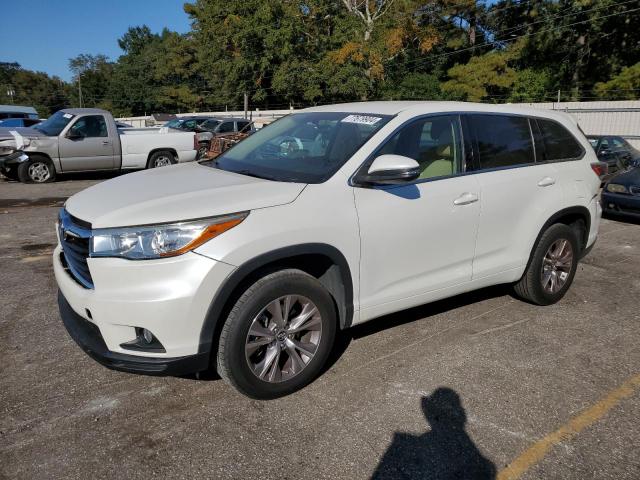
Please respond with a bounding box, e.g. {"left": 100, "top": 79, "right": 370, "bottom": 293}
{"left": 0, "top": 108, "right": 197, "bottom": 183}
{"left": 165, "top": 116, "right": 255, "bottom": 158}
{"left": 0, "top": 118, "right": 42, "bottom": 128}
{"left": 0, "top": 105, "right": 39, "bottom": 120}
{"left": 588, "top": 135, "right": 640, "bottom": 176}
{"left": 55, "top": 102, "right": 601, "bottom": 399}
{"left": 602, "top": 164, "right": 640, "bottom": 219}
{"left": 115, "top": 121, "right": 133, "bottom": 129}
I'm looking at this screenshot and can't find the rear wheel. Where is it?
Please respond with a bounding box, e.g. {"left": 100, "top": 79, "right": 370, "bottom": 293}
{"left": 17, "top": 155, "right": 56, "bottom": 183}
{"left": 217, "top": 269, "right": 337, "bottom": 399}
{"left": 514, "top": 223, "right": 579, "bottom": 305}
{"left": 147, "top": 150, "right": 176, "bottom": 168}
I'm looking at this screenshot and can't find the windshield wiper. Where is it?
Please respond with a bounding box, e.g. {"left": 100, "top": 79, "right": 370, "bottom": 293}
{"left": 235, "top": 169, "right": 279, "bottom": 181}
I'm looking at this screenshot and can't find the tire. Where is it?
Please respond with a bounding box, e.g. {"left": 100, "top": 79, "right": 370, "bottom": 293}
{"left": 514, "top": 223, "right": 580, "bottom": 306}
{"left": 147, "top": 150, "right": 176, "bottom": 168}
{"left": 217, "top": 269, "right": 337, "bottom": 399}
{"left": 197, "top": 142, "right": 209, "bottom": 159}
{"left": 17, "top": 155, "right": 56, "bottom": 183}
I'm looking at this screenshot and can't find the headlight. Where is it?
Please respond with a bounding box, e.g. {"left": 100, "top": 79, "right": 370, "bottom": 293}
{"left": 606, "top": 183, "right": 628, "bottom": 194}
{"left": 90, "top": 212, "right": 247, "bottom": 259}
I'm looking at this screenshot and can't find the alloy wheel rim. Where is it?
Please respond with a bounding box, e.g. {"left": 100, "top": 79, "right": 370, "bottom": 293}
{"left": 154, "top": 155, "right": 172, "bottom": 167}
{"left": 245, "top": 295, "right": 322, "bottom": 383}
{"left": 541, "top": 238, "right": 573, "bottom": 294}
{"left": 28, "top": 162, "right": 50, "bottom": 182}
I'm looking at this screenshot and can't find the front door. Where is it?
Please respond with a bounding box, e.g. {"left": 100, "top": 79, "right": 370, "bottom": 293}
{"left": 58, "top": 114, "right": 115, "bottom": 171}
{"left": 354, "top": 115, "right": 481, "bottom": 320}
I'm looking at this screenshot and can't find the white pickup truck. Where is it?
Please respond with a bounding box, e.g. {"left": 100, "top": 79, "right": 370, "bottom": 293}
{"left": 0, "top": 108, "right": 198, "bottom": 183}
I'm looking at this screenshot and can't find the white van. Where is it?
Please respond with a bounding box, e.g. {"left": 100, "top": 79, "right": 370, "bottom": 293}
{"left": 55, "top": 102, "right": 602, "bottom": 398}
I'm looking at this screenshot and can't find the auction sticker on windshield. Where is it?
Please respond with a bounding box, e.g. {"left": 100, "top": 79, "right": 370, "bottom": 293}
{"left": 341, "top": 115, "right": 382, "bottom": 125}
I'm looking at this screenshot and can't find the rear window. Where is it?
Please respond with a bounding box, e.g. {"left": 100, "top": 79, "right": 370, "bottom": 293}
{"left": 469, "top": 114, "right": 535, "bottom": 169}
{"left": 537, "top": 119, "right": 584, "bottom": 161}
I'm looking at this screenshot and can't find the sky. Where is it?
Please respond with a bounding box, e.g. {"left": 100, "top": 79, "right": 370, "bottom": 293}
{"left": 0, "top": 0, "right": 191, "bottom": 81}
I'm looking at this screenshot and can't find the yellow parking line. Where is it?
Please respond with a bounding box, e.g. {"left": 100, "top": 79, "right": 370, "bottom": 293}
{"left": 498, "top": 373, "right": 640, "bottom": 480}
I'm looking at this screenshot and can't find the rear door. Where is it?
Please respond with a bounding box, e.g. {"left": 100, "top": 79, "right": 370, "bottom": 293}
{"left": 58, "top": 114, "right": 116, "bottom": 171}
{"left": 467, "top": 114, "right": 562, "bottom": 279}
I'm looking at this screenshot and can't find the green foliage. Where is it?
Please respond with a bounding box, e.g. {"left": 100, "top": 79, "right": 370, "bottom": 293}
{"left": 594, "top": 63, "right": 640, "bottom": 100}
{"left": 509, "top": 69, "right": 553, "bottom": 103}
{"left": 0, "top": 62, "right": 71, "bottom": 117}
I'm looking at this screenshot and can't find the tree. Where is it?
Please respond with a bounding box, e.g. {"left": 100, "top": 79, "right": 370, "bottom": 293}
{"left": 68, "top": 54, "right": 113, "bottom": 108}
{"left": 594, "top": 63, "right": 640, "bottom": 100}
{"left": 0, "top": 62, "right": 71, "bottom": 116}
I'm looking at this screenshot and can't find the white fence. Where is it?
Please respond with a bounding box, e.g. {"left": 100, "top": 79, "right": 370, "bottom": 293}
{"left": 117, "top": 101, "right": 640, "bottom": 148}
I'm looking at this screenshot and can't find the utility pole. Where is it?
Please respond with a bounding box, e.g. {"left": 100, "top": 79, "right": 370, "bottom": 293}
{"left": 557, "top": 90, "right": 561, "bottom": 104}
{"left": 78, "top": 74, "right": 83, "bottom": 108}
{"left": 243, "top": 92, "right": 248, "bottom": 120}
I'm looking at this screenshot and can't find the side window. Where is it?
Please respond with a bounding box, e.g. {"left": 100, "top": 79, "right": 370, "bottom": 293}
{"left": 183, "top": 120, "right": 197, "bottom": 129}
{"left": 469, "top": 114, "right": 535, "bottom": 169}
{"left": 203, "top": 120, "right": 220, "bottom": 131}
{"left": 536, "top": 119, "right": 584, "bottom": 161}
{"left": 218, "top": 121, "right": 234, "bottom": 133}
{"left": 378, "top": 115, "right": 462, "bottom": 180}
{"left": 69, "top": 115, "right": 108, "bottom": 138}
{"left": 237, "top": 121, "right": 250, "bottom": 132}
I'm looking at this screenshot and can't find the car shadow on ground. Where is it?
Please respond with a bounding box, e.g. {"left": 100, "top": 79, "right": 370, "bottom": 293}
{"left": 602, "top": 212, "right": 640, "bottom": 226}
{"left": 370, "top": 387, "right": 497, "bottom": 479}
{"left": 323, "top": 284, "right": 512, "bottom": 375}
{"left": 1, "top": 170, "right": 124, "bottom": 184}
{"left": 192, "top": 284, "right": 511, "bottom": 383}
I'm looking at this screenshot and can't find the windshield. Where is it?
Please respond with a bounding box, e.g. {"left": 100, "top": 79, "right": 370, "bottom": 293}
{"left": 165, "top": 119, "right": 186, "bottom": 129}
{"left": 202, "top": 112, "right": 391, "bottom": 183}
{"left": 34, "top": 111, "right": 75, "bottom": 136}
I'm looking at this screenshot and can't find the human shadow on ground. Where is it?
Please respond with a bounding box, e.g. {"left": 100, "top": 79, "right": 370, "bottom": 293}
{"left": 371, "top": 387, "right": 496, "bottom": 480}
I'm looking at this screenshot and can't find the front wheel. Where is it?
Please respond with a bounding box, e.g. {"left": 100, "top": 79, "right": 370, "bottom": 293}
{"left": 147, "top": 150, "right": 176, "bottom": 168}
{"left": 217, "top": 269, "right": 337, "bottom": 399}
{"left": 514, "top": 223, "right": 579, "bottom": 305}
{"left": 17, "top": 155, "right": 56, "bottom": 183}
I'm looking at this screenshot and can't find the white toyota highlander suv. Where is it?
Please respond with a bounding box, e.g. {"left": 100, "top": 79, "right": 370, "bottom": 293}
{"left": 54, "top": 102, "right": 602, "bottom": 398}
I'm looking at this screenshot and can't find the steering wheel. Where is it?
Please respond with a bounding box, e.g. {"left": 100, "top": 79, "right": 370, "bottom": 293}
{"left": 279, "top": 136, "right": 304, "bottom": 156}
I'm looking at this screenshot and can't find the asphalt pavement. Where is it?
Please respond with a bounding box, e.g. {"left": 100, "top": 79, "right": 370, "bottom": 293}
{"left": 1, "top": 174, "right": 638, "bottom": 479}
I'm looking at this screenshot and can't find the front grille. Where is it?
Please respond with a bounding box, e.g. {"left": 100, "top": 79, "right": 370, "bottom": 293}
{"left": 59, "top": 209, "right": 94, "bottom": 289}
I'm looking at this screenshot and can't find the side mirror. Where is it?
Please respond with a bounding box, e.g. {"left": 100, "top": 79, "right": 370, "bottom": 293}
{"left": 358, "top": 154, "right": 420, "bottom": 185}
{"left": 66, "top": 130, "right": 84, "bottom": 140}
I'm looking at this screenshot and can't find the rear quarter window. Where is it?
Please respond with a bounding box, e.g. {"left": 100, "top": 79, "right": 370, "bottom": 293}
{"left": 468, "top": 114, "right": 535, "bottom": 169}
{"left": 536, "top": 119, "right": 584, "bottom": 161}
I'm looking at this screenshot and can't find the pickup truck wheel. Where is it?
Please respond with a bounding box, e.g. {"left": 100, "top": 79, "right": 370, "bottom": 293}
{"left": 147, "top": 150, "right": 176, "bottom": 168}
{"left": 514, "top": 224, "right": 579, "bottom": 306}
{"left": 197, "top": 142, "right": 209, "bottom": 159}
{"left": 17, "top": 156, "right": 56, "bottom": 183}
{"left": 217, "top": 269, "right": 337, "bottom": 399}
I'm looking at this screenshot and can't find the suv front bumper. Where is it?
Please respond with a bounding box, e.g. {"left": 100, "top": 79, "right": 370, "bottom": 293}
{"left": 54, "top": 244, "right": 236, "bottom": 375}
{"left": 59, "top": 291, "right": 209, "bottom": 375}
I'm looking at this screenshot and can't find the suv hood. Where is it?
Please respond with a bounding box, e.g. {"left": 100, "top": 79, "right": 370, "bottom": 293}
{"left": 65, "top": 163, "right": 306, "bottom": 228}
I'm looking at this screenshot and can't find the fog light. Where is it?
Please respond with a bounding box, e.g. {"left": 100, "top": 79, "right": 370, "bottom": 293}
{"left": 142, "top": 328, "right": 153, "bottom": 343}
{"left": 609, "top": 203, "right": 615, "bottom": 208}
{"left": 120, "top": 328, "right": 166, "bottom": 352}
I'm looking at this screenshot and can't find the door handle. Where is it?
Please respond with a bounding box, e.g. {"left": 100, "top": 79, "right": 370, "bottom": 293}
{"left": 537, "top": 177, "right": 556, "bottom": 187}
{"left": 102, "top": 140, "right": 111, "bottom": 145}
{"left": 453, "top": 192, "right": 479, "bottom": 206}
